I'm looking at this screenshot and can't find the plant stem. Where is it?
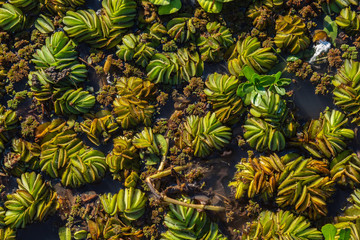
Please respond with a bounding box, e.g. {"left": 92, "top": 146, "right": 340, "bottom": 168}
{"left": 162, "top": 195, "right": 225, "bottom": 211}
{"left": 158, "top": 138, "right": 169, "bottom": 171}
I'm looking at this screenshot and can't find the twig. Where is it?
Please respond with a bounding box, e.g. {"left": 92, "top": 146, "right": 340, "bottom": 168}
{"left": 78, "top": 57, "right": 95, "bottom": 70}
{"left": 271, "top": 46, "right": 287, "bottom": 63}
{"left": 146, "top": 164, "right": 225, "bottom": 212}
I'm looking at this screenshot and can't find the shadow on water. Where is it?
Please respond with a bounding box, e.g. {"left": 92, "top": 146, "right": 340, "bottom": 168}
{"left": 17, "top": 216, "right": 62, "bottom": 240}
{"left": 292, "top": 79, "right": 336, "bottom": 121}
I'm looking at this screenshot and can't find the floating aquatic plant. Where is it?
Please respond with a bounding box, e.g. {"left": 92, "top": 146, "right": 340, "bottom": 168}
{"left": 115, "top": 76, "right": 156, "bottom": 99}
{"left": 100, "top": 187, "right": 147, "bottom": 221}
{"left": 335, "top": 189, "right": 360, "bottom": 239}
{"left": 0, "top": 4, "right": 26, "bottom": 32}
{"left": 61, "top": 148, "right": 107, "bottom": 188}
{"left": 63, "top": 0, "right": 137, "bottom": 49}
{"left": 147, "top": 48, "right": 203, "bottom": 84}
{"left": 31, "top": 31, "right": 87, "bottom": 84}
{"left": 112, "top": 96, "right": 155, "bottom": 129}
{"left": 246, "top": 1, "right": 272, "bottom": 30}
{"left": 335, "top": 7, "right": 360, "bottom": 34}
{"left": 236, "top": 66, "right": 291, "bottom": 101}
{"left": 8, "top": 0, "right": 39, "bottom": 9}
{"left": 34, "top": 14, "right": 54, "bottom": 34}
{"left": 4, "top": 172, "right": 58, "bottom": 228}
{"left": 229, "top": 151, "right": 335, "bottom": 218}
{"left": 87, "top": 217, "right": 144, "bottom": 239}
{"left": 274, "top": 15, "right": 310, "bottom": 54}
{"left": 54, "top": 88, "right": 95, "bottom": 115}
{"left": 228, "top": 36, "right": 277, "bottom": 75}
{"left": 167, "top": 17, "right": 196, "bottom": 44}
{"left": 39, "top": 129, "right": 84, "bottom": 178}
{"left": 133, "top": 127, "right": 168, "bottom": 165}
{"left": 41, "top": 0, "right": 86, "bottom": 16}
{"left": 333, "top": 60, "right": 360, "bottom": 124}
{"left": 292, "top": 108, "right": 354, "bottom": 158}
{"left": 197, "top": 22, "right": 233, "bottom": 62}
{"left": 4, "top": 138, "right": 40, "bottom": 175}
{"left": 37, "top": 120, "right": 107, "bottom": 188}
{"left": 0, "top": 105, "right": 18, "bottom": 153}
{"left": 148, "top": 0, "right": 182, "bottom": 15}
{"left": 80, "top": 110, "right": 119, "bottom": 146}
{"left": 276, "top": 156, "right": 335, "bottom": 219}
{"left": 161, "top": 198, "right": 227, "bottom": 240}
{"left": 106, "top": 136, "right": 139, "bottom": 181}
{"left": 180, "top": 112, "right": 232, "bottom": 157}
{"left": 243, "top": 90, "right": 297, "bottom": 152}
{"left": 197, "top": 0, "right": 233, "bottom": 13}
{"left": 229, "top": 153, "right": 297, "bottom": 201}
{"left": 328, "top": 0, "right": 358, "bottom": 13}
{"left": 330, "top": 150, "right": 360, "bottom": 188}
{"left": 242, "top": 210, "right": 323, "bottom": 239}
{"left": 204, "top": 72, "right": 244, "bottom": 124}
{"left": 116, "top": 33, "right": 156, "bottom": 68}
{"left": 0, "top": 227, "right": 16, "bottom": 240}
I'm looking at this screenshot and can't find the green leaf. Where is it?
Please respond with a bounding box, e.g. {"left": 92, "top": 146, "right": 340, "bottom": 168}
{"left": 237, "top": 82, "right": 254, "bottom": 98}
{"left": 149, "top": 0, "right": 171, "bottom": 5}
{"left": 276, "top": 78, "right": 291, "bottom": 86}
{"left": 155, "top": 134, "right": 168, "bottom": 157}
{"left": 158, "top": 0, "right": 182, "bottom": 15}
{"left": 339, "top": 228, "right": 351, "bottom": 240}
{"left": 323, "top": 15, "right": 338, "bottom": 45}
{"left": 197, "top": 0, "right": 223, "bottom": 13}
{"left": 241, "top": 65, "right": 257, "bottom": 81}
{"left": 74, "top": 230, "right": 88, "bottom": 240}
{"left": 259, "top": 75, "right": 275, "bottom": 86}
{"left": 287, "top": 55, "right": 299, "bottom": 62}
{"left": 146, "top": 154, "right": 160, "bottom": 165}
{"left": 273, "top": 85, "right": 286, "bottom": 95}
{"left": 59, "top": 227, "right": 72, "bottom": 240}
{"left": 321, "top": 224, "right": 337, "bottom": 240}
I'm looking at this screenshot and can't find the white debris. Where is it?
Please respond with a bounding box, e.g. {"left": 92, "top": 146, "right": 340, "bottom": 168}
{"left": 309, "top": 40, "right": 331, "bottom": 63}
